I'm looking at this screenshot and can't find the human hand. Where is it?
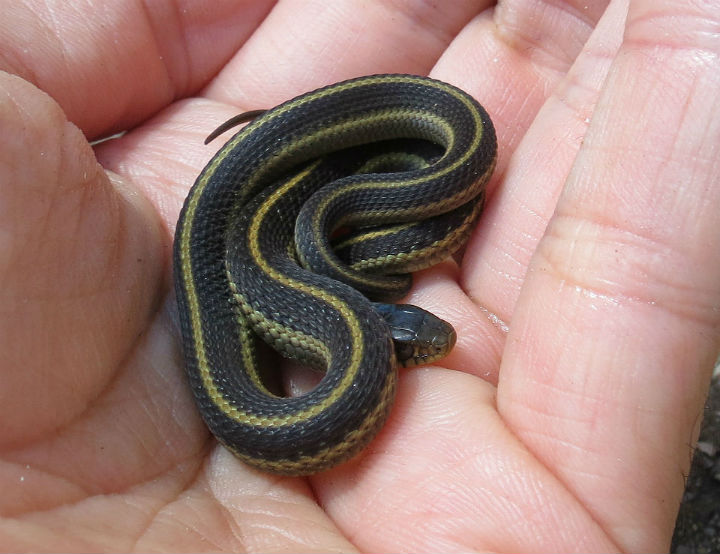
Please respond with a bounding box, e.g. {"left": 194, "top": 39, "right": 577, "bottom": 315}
{"left": 2, "top": 1, "right": 718, "bottom": 552}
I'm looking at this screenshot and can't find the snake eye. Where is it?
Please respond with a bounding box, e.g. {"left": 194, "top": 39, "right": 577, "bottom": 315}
{"left": 394, "top": 342, "right": 416, "bottom": 366}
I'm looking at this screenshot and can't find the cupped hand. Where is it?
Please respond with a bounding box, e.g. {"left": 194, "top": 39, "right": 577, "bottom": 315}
{"left": 2, "top": 1, "right": 718, "bottom": 552}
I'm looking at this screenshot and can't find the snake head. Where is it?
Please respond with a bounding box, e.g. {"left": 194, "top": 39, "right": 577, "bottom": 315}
{"left": 372, "top": 302, "right": 457, "bottom": 368}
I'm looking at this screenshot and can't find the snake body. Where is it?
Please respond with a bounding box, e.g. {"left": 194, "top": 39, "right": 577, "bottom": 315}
{"left": 173, "top": 74, "right": 497, "bottom": 475}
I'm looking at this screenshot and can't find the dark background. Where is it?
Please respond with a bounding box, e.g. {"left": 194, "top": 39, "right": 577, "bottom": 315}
{"left": 671, "top": 368, "right": 720, "bottom": 553}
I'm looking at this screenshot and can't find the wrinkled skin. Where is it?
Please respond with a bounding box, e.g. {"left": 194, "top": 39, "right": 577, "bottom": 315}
{"left": 1, "top": 1, "right": 719, "bottom": 552}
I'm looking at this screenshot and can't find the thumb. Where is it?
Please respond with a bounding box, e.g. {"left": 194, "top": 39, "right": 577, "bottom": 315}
{"left": 0, "top": 72, "right": 164, "bottom": 448}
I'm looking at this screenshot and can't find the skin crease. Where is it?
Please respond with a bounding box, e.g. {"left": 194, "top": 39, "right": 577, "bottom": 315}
{"left": 0, "top": 0, "right": 719, "bottom": 551}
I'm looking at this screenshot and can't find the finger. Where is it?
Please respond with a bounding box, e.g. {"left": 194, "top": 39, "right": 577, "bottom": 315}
{"left": 0, "top": 73, "right": 163, "bottom": 448}
{"left": 405, "top": 262, "right": 505, "bottom": 382}
{"left": 0, "top": 0, "right": 273, "bottom": 137}
{"left": 417, "top": 1, "right": 619, "bottom": 383}
{"left": 499, "top": 0, "right": 720, "bottom": 551}
{"left": 203, "top": 0, "right": 490, "bottom": 108}
{"left": 450, "top": 1, "right": 628, "bottom": 384}
{"left": 434, "top": 0, "right": 612, "bottom": 177}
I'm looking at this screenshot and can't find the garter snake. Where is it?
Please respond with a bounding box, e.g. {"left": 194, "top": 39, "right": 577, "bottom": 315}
{"left": 173, "top": 74, "right": 497, "bottom": 475}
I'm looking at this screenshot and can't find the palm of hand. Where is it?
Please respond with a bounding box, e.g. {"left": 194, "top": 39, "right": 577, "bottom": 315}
{"left": 2, "top": 1, "right": 718, "bottom": 552}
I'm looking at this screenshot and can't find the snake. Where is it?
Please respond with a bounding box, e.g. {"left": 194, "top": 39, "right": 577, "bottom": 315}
{"left": 173, "top": 74, "right": 497, "bottom": 475}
